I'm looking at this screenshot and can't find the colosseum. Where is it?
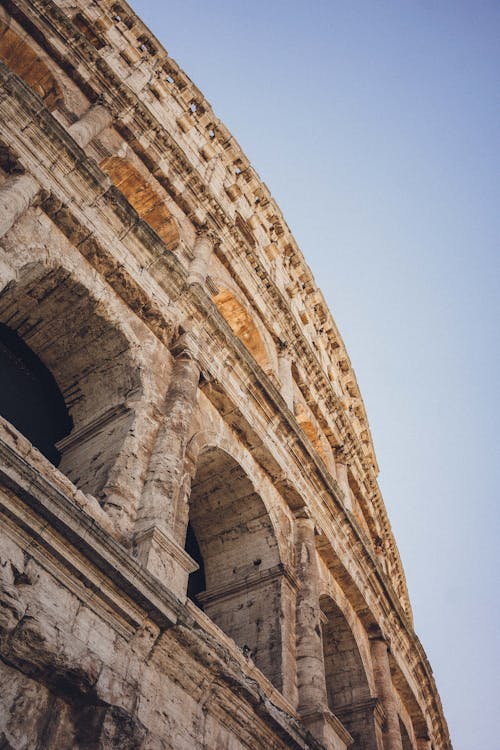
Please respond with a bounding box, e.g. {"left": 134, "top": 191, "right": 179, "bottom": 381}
{"left": 0, "top": 1, "right": 452, "bottom": 749}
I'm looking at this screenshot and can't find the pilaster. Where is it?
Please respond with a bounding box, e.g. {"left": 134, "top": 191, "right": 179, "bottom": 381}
{"left": 188, "top": 227, "right": 217, "bottom": 285}
{"left": 294, "top": 512, "right": 353, "bottom": 748}
{"left": 134, "top": 332, "right": 201, "bottom": 594}
{"left": 0, "top": 173, "right": 40, "bottom": 238}
{"left": 278, "top": 341, "right": 294, "bottom": 410}
{"left": 334, "top": 446, "right": 353, "bottom": 512}
{"left": 67, "top": 103, "right": 112, "bottom": 148}
{"left": 369, "top": 632, "right": 404, "bottom": 750}
{"left": 295, "top": 512, "right": 328, "bottom": 715}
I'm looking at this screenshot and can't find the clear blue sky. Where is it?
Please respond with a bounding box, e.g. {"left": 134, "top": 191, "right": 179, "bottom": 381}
{"left": 129, "top": 2, "right": 499, "bottom": 747}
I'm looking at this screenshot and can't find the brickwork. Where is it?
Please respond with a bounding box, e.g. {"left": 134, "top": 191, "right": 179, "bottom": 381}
{"left": 0, "top": 1, "right": 451, "bottom": 748}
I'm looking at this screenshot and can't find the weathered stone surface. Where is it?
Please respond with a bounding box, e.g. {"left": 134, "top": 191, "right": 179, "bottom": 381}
{"left": 0, "top": 3, "right": 451, "bottom": 749}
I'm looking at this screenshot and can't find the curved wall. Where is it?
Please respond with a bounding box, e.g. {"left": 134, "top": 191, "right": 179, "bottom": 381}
{"left": 0, "top": 2, "right": 451, "bottom": 749}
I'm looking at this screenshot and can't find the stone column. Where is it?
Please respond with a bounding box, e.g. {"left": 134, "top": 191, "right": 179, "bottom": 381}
{"left": 0, "top": 173, "right": 40, "bottom": 238}
{"left": 134, "top": 333, "right": 201, "bottom": 598}
{"left": 295, "top": 512, "right": 328, "bottom": 715}
{"left": 188, "top": 228, "right": 216, "bottom": 284}
{"left": 295, "top": 512, "right": 353, "bottom": 749}
{"left": 278, "top": 343, "right": 294, "bottom": 410}
{"left": 370, "top": 634, "right": 404, "bottom": 750}
{"left": 67, "top": 103, "right": 112, "bottom": 148}
{"left": 334, "top": 447, "right": 353, "bottom": 512}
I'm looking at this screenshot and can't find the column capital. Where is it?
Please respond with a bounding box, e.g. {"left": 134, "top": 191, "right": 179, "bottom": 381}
{"left": 368, "top": 624, "right": 390, "bottom": 645}
{"left": 170, "top": 330, "right": 200, "bottom": 363}
{"left": 334, "top": 443, "right": 353, "bottom": 464}
{"left": 294, "top": 507, "right": 313, "bottom": 522}
{"left": 195, "top": 224, "right": 220, "bottom": 246}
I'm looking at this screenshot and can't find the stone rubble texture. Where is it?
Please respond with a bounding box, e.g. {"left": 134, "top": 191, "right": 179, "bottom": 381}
{"left": 0, "top": 1, "right": 452, "bottom": 748}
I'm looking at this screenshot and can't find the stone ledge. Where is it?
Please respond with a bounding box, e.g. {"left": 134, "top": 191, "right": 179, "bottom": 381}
{"left": 0, "top": 475, "right": 328, "bottom": 748}
{"left": 0, "top": 434, "right": 326, "bottom": 749}
{"left": 0, "top": 435, "right": 180, "bottom": 629}
{"left": 335, "top": 697, "right": 386, "bottom": 727}
{"left": 300, "top": 707, "right": 354, "bottom": 748}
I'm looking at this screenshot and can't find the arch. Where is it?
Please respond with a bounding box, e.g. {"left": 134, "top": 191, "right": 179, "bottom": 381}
{"left": 348, "top": 470, "right": 384, "bottom": 554}
{"left": 212, "top": 288, "right": 270, "bottom": 370}
{"left": 0, "top": 262, "right": 142, "bottom": 501}
{"left": 185, "top": 444, "right": 286, "bottom": 689}
{"left": 389, "top": 653, "right": 429, "bottom": 744}
{"left": 100, "top": 157, "right": 180, "bottom": 250}
{"left": 0, "top": 322, "right": 72, "bottom": 465}
{"left": 294, "top": 401, "right": 328, "bottom": 463}
{"left": 320, "top": 595, "right": 379, "bottom": 749}
{"left": 400, "top": 719, "right": 413, "bottom": 750}
{"left": 185, "top": 427, "right": 289, "bottom": 565}
{"left": 320, "top": 595, "right": 371, "bottom": 710}
{"left": 0, "top": 19, "right": 63, "bottom": 109}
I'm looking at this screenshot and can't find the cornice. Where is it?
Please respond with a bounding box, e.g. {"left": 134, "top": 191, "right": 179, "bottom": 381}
{"left": 0, "top": 435, "right": 180, "bottom": 629}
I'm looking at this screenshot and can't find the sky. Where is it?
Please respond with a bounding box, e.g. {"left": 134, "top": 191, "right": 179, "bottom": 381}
{"left": 128, "top": 2, "right": 499, "bottom": 747}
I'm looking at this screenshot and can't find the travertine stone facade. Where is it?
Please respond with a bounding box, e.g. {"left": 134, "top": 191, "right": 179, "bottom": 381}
{"left": 0, "top": 1, "right": 451, "bottom": 748}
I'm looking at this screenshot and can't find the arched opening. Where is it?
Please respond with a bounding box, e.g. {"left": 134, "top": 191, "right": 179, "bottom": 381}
{"left": 348, "top": 471, "right": 383, "bottom": 556}
{"left": 320, "top": 596, "right": 377, "bottom": 749}
{"left": 100, "top": 157, "right": 179, "bottom": 250}
{"left": 399, "top": 718, "right": 413, "bottom": 750}
{"left": 185, "top": 446, "right": 284, "bottom": 688}
{"left": 390, "top": 648, "right": 429, "bottom": 744}
{"left": 184, "top": 520, "right": 206, "bottom": 608}
{"left": 212, "top": 289, "right": 270, "bottom": 370}
{"left": 0, "top": 264, "right": 141, "bottom": 502}
{"left": 0, "top": 322, "right": 72, "bottom": 465}
{"left": 0, "top": 20, "right": 63, "bottom": 109}
{"left": 294, "top": 401, "right": 328, "bottom": 464}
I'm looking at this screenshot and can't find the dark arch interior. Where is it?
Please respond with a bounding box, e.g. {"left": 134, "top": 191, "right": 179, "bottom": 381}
{"left": 185, "top": 521, "right": 206, "bottom": 608}
{"left": 320, "top": 596, "right": 376, "bottom": 748}
{"left": 184, "top": 447, "right": 283, "bottom": 688}
{"left": 399, "top": 719, "right": 413, "bottom": 750}
{"left": 0, "top": 322, "right": 72, "bottom": 465}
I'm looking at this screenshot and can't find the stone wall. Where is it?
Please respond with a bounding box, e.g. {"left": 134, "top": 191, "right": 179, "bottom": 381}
{"left": 0, "top": 1, "right": 451, "bottom": 748}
